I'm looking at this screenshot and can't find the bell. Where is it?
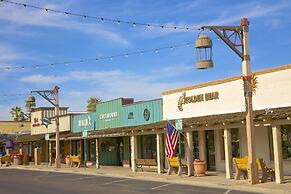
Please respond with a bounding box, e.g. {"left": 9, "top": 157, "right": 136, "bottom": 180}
{"left": 195, "top": 34, "right": 214, "bottom": 69}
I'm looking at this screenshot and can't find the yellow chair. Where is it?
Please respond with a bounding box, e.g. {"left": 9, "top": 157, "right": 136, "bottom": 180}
{"left": 233, "top": 156, "right": 275, "bottom": 182}
{"left": 70, "top": 155, "right": 81, "bottom": 168}
{"left": 167, "top": 157, "right": 187, "bottom": 175}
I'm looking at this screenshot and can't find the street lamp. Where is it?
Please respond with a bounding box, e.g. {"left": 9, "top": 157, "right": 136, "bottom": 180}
{"left": 196, "top": 18, "right": 259, "bottom": 184}
{"left": 28, "top": 86, "right": 61, "bottom": 168}
{"left": 195, "top": 34, "right": 213, "bottom": 69}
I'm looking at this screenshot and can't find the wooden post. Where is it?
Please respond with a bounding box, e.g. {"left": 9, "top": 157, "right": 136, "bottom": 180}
{"left": 49, "top": 141, "right": 52, "bottom": 166}
{"left": 95, "top": 138, "right": 100, "bottom": 168}
{"left": 130, "top": 135, "right": 137, "bottom": 172}
{"left": 224, "top": 128, "right": 233, "bottom": 179}
{"left": 186, "top": 131, "right": 194, "bottom": 176}
{"left": 272, "top": 125, "right": 284, "bottom": 184}
{"left": 156, "top": 133, "right": 164, "bottom": 174}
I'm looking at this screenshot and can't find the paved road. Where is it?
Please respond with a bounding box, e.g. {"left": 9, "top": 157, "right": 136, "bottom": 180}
{"left": 0, "top": 169, "right": 258, "bottom": 194}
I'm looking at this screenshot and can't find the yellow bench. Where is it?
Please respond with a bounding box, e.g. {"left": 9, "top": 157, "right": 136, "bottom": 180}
{"left": 233, "top": 156, "right": 275, "bottom": 182}
{"left": 70, "top": 155, "right": 81, "bottom": 168}
{"left": 167, "top": 157, "right": 187, "bottom": 175}
{"left": 0, "top": 155, "right": 11, "bottom": 167}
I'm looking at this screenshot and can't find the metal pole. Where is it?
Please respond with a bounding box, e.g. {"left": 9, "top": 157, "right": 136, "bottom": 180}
{"left": 54, "top": 86, "right": 61, "bottom": 168}
{"left": 241, "top": 18, "right": 258, "bottom": 184}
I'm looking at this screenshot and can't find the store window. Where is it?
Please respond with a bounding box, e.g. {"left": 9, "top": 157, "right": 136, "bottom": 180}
{"left": 175, "top": 133, "right": 185, "bottom": 158}
{"left": 268, "top": 127, "right": 274, "bottom": 161}
{"left": 281, "top": 125, "right": 291, "bottom": 160}
{"left": 221, "top": 128, "right": 240, "bottom": 160}
{"left": 141, "top": 135, "right": 156, "bottom": 159}
{"left": 193, "top": 131, "right": 199, "bottom": 159}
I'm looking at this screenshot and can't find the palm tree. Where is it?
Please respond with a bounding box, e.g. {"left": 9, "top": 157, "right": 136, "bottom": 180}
{"left": 10, "top": 106, "right": 24, "bottom": 121}
{"left": 87, "top": 97, "right": 101, "bottom": 112}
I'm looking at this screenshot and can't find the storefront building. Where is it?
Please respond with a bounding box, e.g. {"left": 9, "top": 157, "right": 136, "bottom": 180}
{"left": 30, "top": 107, "right": 74, "bottom": 164}
{"left": 123, "top": 99, "right": 164, "bottom": 172}
{"left": 72, "top": 112, "right": 97, "bottom": 163}
{"left": 162, "top": 64, "right": 291, "bottom": 183}
{"left": 0, "top": 121, "right": 31, "bottom": 155}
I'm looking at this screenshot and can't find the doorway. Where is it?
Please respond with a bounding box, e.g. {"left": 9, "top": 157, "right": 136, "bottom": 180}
{"left": 205, "top": 130, "right": 216, "bottom": 170}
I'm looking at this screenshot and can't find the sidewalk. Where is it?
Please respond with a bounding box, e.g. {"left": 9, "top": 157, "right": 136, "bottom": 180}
{"left": 5, "top": 164, "right": 291, "bottom": 194}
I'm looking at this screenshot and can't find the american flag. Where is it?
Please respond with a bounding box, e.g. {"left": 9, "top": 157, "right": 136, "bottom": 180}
{"left": 165, "top": 121, "right": 179, "bottom": 158}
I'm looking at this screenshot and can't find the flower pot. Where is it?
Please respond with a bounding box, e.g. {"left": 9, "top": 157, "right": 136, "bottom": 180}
{"left": 65, "top": 156, "right": 71, "bottom": 166}
{"left": 194, "top": 160, "right": 206, "bottom": 177}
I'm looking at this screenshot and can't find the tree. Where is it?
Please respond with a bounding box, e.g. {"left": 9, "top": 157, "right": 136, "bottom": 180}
{"left": 87, "top": 97, "right": 101, "bottom": 112}
{"left": 10, "top": 106, "right": 24, "bottom": 121}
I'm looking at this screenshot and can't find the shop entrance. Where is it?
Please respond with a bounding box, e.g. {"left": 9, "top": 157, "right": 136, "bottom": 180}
{"left": 99, "top": 137, "right": 123, "bottom": 166}
{"left": 205, "top": 130, "right": 216, "bottom": 171}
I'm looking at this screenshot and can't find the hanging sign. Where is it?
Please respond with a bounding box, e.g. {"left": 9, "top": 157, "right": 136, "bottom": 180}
{"left": 82, "top": 130, "right": 88, "bottom": 138}
{"left": 175, "top": 119, "right": 183, "bottom": 131}
{"left": 45, "top": 133, "right": 50, "bottom": 141}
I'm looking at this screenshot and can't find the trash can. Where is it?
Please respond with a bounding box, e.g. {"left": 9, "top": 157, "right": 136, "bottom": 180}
{"left": 13, "top": 155, "right": 23, "bottom": 165}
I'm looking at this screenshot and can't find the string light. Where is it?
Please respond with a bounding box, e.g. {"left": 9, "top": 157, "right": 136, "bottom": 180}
{"left": 1, "top": 0, "right": 199, "bottom": 32}
{"left": 0, "top": 42, "right": 192, "bottom": 71}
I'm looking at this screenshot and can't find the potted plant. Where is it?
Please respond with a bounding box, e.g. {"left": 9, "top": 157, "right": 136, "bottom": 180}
{"left": 193, "top": 159, "right": 206, "bottom": 177}
{"left": 65, "top": 155, "right": 71, "bottom": 166}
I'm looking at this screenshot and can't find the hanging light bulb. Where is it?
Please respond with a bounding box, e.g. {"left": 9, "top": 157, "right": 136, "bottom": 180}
{"left": 155, "top": 49, "right": 159, "bottom": 53}
{"left": 100, "top": 18, "right": 105, "bottom": 22}
{"left": 50, "top": 64, "right": 54, "bottom": 67}
{"left": 65, "top": 12, "right": 69, "bottom": 16}
{"left": 132, "top": 23, "right": 136, "bottom": 27}
{"left": 117, "top": 20, "right": 120, "bottom": 25}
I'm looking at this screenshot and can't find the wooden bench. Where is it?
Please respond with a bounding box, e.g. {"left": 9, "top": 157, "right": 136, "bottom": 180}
{"left": 70, "top": 155, "right": 81, "bottom": 168}
{"left": 233, "top": 156, "right": 275, "bottom": 182}
{"left": 167, "top": 157, "right": 187, "bottom": 176}
{"left": 135, "top": 159, "right": 157, "bottom": 172}
{"left": 0, "top": 155, "right": 12, "bottom": 167}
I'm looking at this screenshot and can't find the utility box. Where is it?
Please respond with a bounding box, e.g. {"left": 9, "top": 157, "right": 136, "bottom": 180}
{"left": 34, "top": 148, "right": 41, "bottom": 165}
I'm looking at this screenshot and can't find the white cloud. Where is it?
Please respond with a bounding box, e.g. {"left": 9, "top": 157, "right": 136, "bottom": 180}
{"left": 19, "top": 67, "right": 192, "bottom": 111}
{"left": 0, "top": 44, "right": 30, "bottom": 61}
{"left": 0, "top": 3, "right": 130, "bottom": 46}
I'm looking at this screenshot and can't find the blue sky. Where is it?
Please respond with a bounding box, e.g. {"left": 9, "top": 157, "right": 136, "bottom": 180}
{"left": 0, "top": 0, "right": 291, "bottom": 120}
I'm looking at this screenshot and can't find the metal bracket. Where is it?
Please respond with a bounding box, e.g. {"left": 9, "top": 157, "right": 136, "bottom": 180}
{"left": 31, "top": 90, "right": 56, "bottom": 106}
{"left": 201, "top": 26, "right": 243, "bottom": 60}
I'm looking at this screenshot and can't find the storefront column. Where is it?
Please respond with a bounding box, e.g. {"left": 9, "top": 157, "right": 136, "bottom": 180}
{"left": 198, "top": 130, "right": 206, "bottom": 162}
{"left": 130, "top": 135, "right": 137, "bottom": 172}
{"left": 69, "top": 139, "right": 72, "bottom": 155}
{"left": 79, "top": 139, "right": 83, "bottom": 160}
{"left": 95, "top": 138, "right": 100, "bottom": 168}
{"left": 156, "top": 133, "right": 164, "bottom": 174}
{"left": 49, "top": 141, "right": 52, "bottom": 166}
{"left": 272, "top": 125, "right": 284, "bottom": 184}
{"left": 186, "top": 131, "right": 194, "bottom": 176}
{"left": 224, "top": 128, "right": 233, "bottom": 179}
{"left": 84, "top": 139, "right": 87, "bottom": 166}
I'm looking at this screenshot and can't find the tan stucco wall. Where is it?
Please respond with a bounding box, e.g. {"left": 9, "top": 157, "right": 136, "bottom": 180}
{"left": 0, "top": 121, "right": 31, "bottom": 134}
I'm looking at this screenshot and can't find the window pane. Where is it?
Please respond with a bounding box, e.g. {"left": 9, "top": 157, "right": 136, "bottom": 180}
{"left": 281, "top": 125, "right": 291, "bottom": 160}
{"left": 193, "top": 131, "right": 199, "bottom": 159}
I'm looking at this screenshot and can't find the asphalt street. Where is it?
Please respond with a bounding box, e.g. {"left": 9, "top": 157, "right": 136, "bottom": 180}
{"left": 0, "top": 169, "right": 259, "bottom": 194}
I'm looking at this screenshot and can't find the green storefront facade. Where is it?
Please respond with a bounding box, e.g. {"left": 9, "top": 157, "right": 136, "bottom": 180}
{"left": 70, "top": 98, "right": 163, "bottom": 166}
{"left": 96, "top": 98, "right": 133, "bottom": 166}
{"left": 123, "top": 99, "right": 163, "bottom": 160}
